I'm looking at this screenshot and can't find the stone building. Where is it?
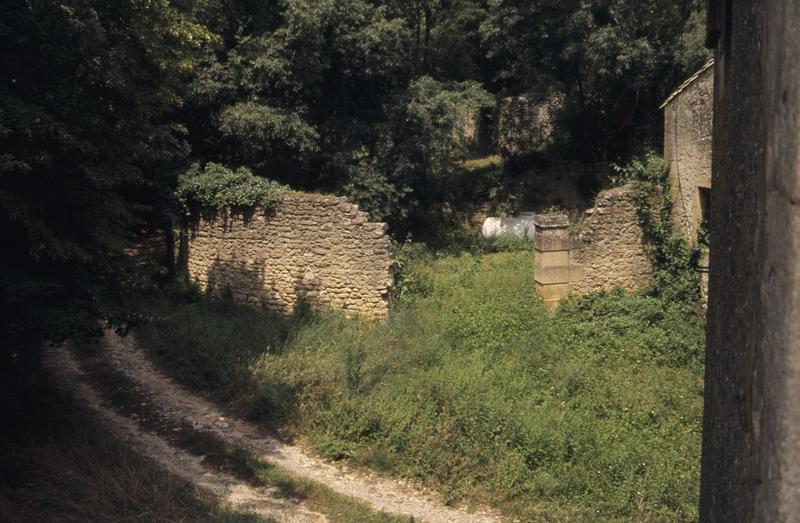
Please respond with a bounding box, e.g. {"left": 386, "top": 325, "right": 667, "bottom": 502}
{"left": 661, "top": 59, "right": 715, "bottom": 241}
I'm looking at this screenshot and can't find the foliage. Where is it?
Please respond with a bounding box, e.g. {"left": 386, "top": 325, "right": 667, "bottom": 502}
{"left": 176, "top": 162, "right": 288, "bottom": 216}
{"left": 138, "top": 251, "right": 705, "bottom": 521}
{"left": 185, "top": 0, "right": 494, "bottom": 228}
{"left": 611, "top": 151, "right": 702, "bottom": 303}
{"left": 0, "top": 0, "right": 212, "bottom": 345}
{"left": 481, "top": 0, "right": 711, "bottom": 160}
{"left": 340, "top": 76, "right": 493, "bottom": 225}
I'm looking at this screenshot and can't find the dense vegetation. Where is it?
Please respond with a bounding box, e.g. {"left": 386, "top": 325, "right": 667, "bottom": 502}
{"left": 1, "top": 0, "right": 710, "bottom": 346}
{"left": 138, "top": 250, "right": 705, "bottom": 520}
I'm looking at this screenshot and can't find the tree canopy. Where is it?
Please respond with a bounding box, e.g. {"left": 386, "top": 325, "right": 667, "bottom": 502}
{"left": 1, "top": 0, "right": 708, "bottom": 345}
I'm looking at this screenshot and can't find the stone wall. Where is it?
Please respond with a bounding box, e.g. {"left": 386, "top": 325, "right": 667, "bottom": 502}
{"left": 496, "top": 94, "right": 563, "bottom": 157}
{"left": 181, "top": 193, "right": 394, "bottom": 318}
{"left": 534, "top": 186, "right": 652, "bottom": 307}
{"left": 662, "top": 61, "right": 714, "bottom": 241}
{"left": 570, "top": 187, "right": 653, "bottom": 294}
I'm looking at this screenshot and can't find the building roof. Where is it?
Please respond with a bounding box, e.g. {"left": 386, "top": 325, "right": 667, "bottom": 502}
{"left": 659, "top": 59, "right": 716, "bottom": 109}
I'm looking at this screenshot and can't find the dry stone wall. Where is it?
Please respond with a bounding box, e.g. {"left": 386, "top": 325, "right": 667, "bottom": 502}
{"left": 496, "top": 94, "right": 563, "bottom": 157}
{"left": 570, "top": 187, "right": 653, "bottom": 293}
{"left": 181, "top": 193, "right": 394, "bottom": 318}
{"left": 534, "top": 186, "right": 652, "bottom": 306}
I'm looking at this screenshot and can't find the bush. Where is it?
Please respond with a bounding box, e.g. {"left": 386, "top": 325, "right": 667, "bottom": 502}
{"left": 611, "top": 150, "right": 702, "bottom": 304}
{"left": 176, "top": 162, "right": 289, "bottom": 217}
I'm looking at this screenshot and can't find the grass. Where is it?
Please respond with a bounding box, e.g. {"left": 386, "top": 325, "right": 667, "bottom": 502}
{"left": 138, "top": 249, "right": 706, "bottom": 521}
{"left": 0, "top": 355, "right": 271, "bottom": 523}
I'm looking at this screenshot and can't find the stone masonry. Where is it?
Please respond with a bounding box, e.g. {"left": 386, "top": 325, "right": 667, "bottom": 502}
{"left": 181, "top": 193, "right": 394, "bottom": 318}
{"left": 534, "top": 186, "right": 652, "bottom": 307}
{"left": 570, "top": 187, "right": 653, "bottom": 294}
{"left": 662, "top": 60, "right": 714, "bottom": 241}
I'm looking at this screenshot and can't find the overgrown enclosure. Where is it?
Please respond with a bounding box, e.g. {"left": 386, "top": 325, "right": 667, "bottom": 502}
{"left": 138, "top": 248, "right": 705, "bottom": 521}
{"left": 2, "top": 1, "right": 713, "bottom": 520}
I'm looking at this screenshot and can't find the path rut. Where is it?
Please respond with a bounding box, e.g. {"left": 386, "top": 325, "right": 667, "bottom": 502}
{"left": 45, "top": 347, "right": 326, "bottom": 522}
{"left": 57, "top": 331, "right": 501, "bottom": 523}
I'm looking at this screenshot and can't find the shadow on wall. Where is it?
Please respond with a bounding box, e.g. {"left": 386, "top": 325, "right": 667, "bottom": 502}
{"left": 202, "top": 256, "right": 326, "bottom": 315}
{"left": 176, "top": 194, "right": 394, "bottom": 318}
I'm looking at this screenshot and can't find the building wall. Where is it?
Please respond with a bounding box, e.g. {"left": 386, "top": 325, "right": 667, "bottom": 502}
{"left": 570, "top": 187, "right": 653, "bottom": 294}
{"left": 181, "top": 193, "right": 394, "bottom": 318}
{"left": 663, "top": 63, "right": 714, "bottom": 240}
{"left": 701, "top": 1, "right": 800, "bottom": 520}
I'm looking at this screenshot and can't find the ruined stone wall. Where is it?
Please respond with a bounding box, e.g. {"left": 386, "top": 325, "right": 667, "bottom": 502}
{"left": 663, "top": 62, "right": 714, "bottom": 240}
{"left": 570, "top": 187, "right": 652, "bottom": 293}
{"left": 534, "top": 186, "right": 652, "bottom": 306}
{"left": 182, "top": 193, "right": 394, "bottom": 318}
{"left": 496, "top": 94, "right": 563, "bottom": 157}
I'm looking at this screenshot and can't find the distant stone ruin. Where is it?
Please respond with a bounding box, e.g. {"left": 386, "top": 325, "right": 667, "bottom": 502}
{"left": 534, "top": 186, "right": 652, "bottom": 308}
{"left": 178, "top": 193, "right": 394, "bottom": 318}
{"left": 496, "top": 94, "right": 564, "bottom": 158}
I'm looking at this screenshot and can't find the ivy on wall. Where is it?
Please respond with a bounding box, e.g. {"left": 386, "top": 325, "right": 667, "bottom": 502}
{"left": 610, "top": 151, "right": 702, "bottom": 304}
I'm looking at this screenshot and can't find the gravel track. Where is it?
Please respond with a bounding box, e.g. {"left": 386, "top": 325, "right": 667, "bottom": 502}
{"left": 44, "top": 346, "right": 326, "bottom": 523}
{"left": 49, "top": 330, "right": 501, "bottom": 523}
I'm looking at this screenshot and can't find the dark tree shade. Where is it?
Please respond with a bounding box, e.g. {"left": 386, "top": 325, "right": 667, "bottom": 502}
{"left": 0, "top": 1, "right": 209, "bottom": 344}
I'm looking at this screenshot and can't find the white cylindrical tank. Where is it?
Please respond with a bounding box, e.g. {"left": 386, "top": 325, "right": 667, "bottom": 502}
{"left": 481, "top": 212, "right": 535, "bottom": 240}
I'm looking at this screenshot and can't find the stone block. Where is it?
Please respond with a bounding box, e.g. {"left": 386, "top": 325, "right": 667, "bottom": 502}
{"left": 534, "top": 265, "right": 572, "bottom": 285}
{"left": 534, "top": 249, "right": 569, "bottom": 267}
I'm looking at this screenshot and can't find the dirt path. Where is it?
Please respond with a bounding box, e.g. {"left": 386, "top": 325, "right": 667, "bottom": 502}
{"left": 60, "top": 331, "right": 501, "bottom": 523}
{"left": 45, "top": 346, "right": 327, "bottom": 523}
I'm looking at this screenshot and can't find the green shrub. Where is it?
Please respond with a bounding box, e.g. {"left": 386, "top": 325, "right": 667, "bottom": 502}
{"left": 611, "top": 150, "right": 702, "bottom": 304}
{"left": 176, "top": 162, "right": 289, "bottom": 217}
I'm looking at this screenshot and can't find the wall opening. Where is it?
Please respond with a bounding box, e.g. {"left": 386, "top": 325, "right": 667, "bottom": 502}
{"left": 698, "top": 186, "right": 711, "bottom": 237}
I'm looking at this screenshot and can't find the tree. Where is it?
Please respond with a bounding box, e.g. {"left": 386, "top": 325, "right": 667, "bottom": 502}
{"left": 481, "top": 0, "right": 710, "bottom": 160}
{"left": 185, "top": 0, "right": 492, "bottom": 227}
{"left": 0, "top": 1, "right": 211, "bottom": 345}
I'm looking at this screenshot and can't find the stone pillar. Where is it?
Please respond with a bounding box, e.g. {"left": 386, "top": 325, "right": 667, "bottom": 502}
{"left": 701, "top": 1, "right": 800, "bottom": 520}
{"left": 534, "top": 213, "right": 581, "bottom": 309}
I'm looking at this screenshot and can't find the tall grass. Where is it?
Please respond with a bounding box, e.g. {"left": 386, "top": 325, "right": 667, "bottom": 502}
{"left": 139, "top": 250, "right": 705, "bottom": 521}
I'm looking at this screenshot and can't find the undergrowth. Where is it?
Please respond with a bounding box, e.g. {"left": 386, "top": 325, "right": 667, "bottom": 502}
{"left": 138, "top": 250, "right": 705, "bottom": 521}
{"left": 176, "top": 162, "right": 289, "bottom": 217}
{"left": 610, "top": 150, "right": 702, "bottom": 304}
